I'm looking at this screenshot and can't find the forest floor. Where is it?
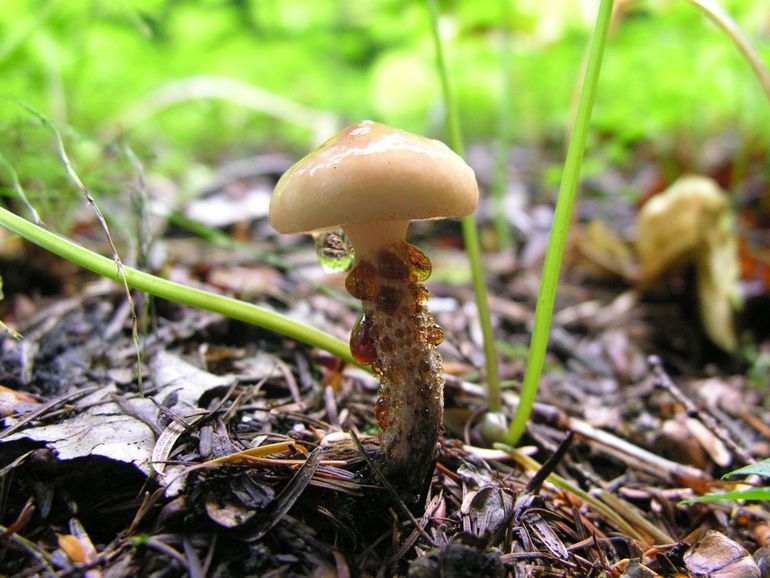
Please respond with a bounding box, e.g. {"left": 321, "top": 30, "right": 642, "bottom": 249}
{"left": 1, "top": 143, "right": 769, "bottom": 577}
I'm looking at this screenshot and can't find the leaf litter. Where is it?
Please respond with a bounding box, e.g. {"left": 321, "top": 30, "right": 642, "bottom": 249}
{"left": 1, "top": 149, "right": 770, "bottom": 576}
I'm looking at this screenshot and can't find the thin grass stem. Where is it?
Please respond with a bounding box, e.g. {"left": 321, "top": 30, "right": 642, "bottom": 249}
{"left": 504, "top": 0, "right": 615, "bottom": 445}
{"left": 683, "top": 0, "right": 770, "bottom": 101}
{"left": 0, "top": 207, "right": 355, "bottom": 365}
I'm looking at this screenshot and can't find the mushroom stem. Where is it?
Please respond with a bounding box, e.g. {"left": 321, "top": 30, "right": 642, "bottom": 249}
{"left": 342, "top": 221, "right": 409, "bottom": 260}
{"left": 344, "top": 234, "right": 444, "bottom": 498}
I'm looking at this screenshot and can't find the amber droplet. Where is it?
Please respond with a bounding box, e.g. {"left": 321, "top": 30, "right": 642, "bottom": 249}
{"left": 345, "top": 260, "right": 378, "bottom": 301}
{"left": 414, "top": 284, "right": 430, "bottom": 305}
{"left": 427, "top": 324, "right": 445, "bottom": 346}
{"left": 378, "top": 246, "right": 410, "bottom": 281}
{"left": 376, "top": 286, "right": 401, "bottom": 315}
{"left": 350, "top": 313, "right": 378, "bottom": 364}
{"left": 374, "top": 393, "right": 389, "bottom": 429}
{"left": 406, "top": 244, "right": 431, "bottom": 282}
{"left": 371, "top": 360, "right": 383, "bottom": 375}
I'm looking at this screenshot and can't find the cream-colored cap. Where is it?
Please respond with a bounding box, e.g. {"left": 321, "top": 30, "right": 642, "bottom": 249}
{"left": 269, "top": 120, "right": 478, "bottom": 233}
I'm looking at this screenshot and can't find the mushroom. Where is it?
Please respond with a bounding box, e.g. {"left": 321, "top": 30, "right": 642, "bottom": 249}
{"left": 269, "top": 120, "right": 478, "bottom": 499}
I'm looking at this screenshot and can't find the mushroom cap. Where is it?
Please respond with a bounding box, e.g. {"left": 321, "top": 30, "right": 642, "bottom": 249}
{"left": 269, "top": 120, "right": 479, "bottom": 233}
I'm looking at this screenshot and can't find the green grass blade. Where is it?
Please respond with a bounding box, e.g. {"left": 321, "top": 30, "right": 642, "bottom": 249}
{"left": 684, "top": 0, "right": 770, "bottom": 101}
{"left": 0, "top": 152, "right": 44, "bottom": 226}
{"left": 681, "top": 488, "right": 770, "bottom": 504}
{"left": 0, "top": 206, "right": 355, "bottom": 365}
{"left": 504, "top": 0, "right": 615, "bottom": 445}
{"left": 722, "top": 458, "right": 770, "bottom": 480}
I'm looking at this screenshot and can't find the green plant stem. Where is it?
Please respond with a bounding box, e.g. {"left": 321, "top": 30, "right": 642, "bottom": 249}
{"left": 426, "top": 0, "right": 502, "bottom": 413}
{"left": 0, "top": 152, "right": 43, "bottom": 225}
{"left": 683, "top": 0, "right": 770, "bottom": 101}
{"left": 504, "top": 0, "right": 614, "bottom": 445}
{"left": 0, "top": 206, "right": 355, "bottom": 365}
{"left": 169, "top": 211, "right": 357, "bottom": 308}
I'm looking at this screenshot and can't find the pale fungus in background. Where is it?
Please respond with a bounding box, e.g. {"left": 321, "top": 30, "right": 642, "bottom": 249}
{"left": 269, "top": 120, "right": 478, "bottom": 500}
{"left": 636, "top": 176, "right": 740, "bottom": 352}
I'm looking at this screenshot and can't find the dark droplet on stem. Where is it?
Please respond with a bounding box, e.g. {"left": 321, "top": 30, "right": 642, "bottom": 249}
{"left": 345, "top": 260, "right": 378, "bottom": 301}
{"left": 350, "top": 313, "right": 378, "bottom": 364}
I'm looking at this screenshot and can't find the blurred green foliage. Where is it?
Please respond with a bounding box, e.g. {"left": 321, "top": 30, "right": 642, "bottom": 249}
{"left": 0, "top": 0, "right": 768, "bottom": 225}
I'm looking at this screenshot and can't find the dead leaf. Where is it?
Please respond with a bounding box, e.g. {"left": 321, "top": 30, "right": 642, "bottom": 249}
{"left": 696, "top": 209, "right": 740, "bottom": 352}
{"left": 617, "top": 559, "right": 661, "bottom": 577}
{"left": 0, "top": 385, "right": 38, "bottom": 417}
{"left": 205, "top": 491, "right": 258, "bottom": 528}
{"left": 56, "top": 519, "right": 101, "bottom": 577}
{"left": 2, "top": 351, "right": 230, "bottom": 479}
{"left": 3, "top": 384, "right": 159, "bottom": 471}
{"left": 683, "top": 530, "right": 760, "bottom": 577}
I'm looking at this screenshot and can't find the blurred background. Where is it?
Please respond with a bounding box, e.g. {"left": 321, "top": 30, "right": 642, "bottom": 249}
{"left": 0, "top": 0, "right": 770, "bottom": 173}
{"left": 1, "top": 0, "right": 768, "bottom": 210}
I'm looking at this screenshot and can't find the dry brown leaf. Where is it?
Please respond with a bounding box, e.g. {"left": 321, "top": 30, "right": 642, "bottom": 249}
{"left": 683, "top": 530, "right": 760, "bottom": 577}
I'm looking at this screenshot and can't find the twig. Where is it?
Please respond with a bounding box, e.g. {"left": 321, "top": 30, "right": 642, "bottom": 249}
{"left": 565, "top": 416, "right": 709, "bottom": 482}
{"left": 142, "top": 536, "right": 189, "bottom": 569}
{"left": 392, "top": 492, "right": 443, "bottom": 565}
{"left": 111, "top": 393, "right": 163, "bottom": 437}
{"left": 240, "top": 447, "right": 322, "bottom": 542}
{"left": 183, "top": 535, "right": 206, "bottom": 578}
{"left": 526, "top": 430, "right": 575, "bottom": 494}
{"left": 597, "top": 491, "right": 675, "bottom": 546}
{"left": 649, "top": 355, "right": 754, "bottom": 466}
{"left": 0, "top": 524, "right": 57, "bottom": 577}
{"left": 496, "top": 443, "right": 669, "bottom": 546}
{"left": 455, "top": 379, "right": 710, "bottom": 482}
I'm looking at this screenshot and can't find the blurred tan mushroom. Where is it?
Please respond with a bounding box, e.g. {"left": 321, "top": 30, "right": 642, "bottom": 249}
{"left": 636, "top": 176, "right": 740, "bottom": 352}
